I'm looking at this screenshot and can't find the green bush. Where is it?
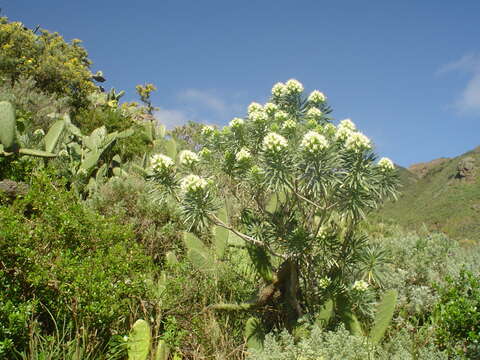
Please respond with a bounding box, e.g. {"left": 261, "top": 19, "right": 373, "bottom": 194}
{"left": 433, "top": 270, "right": 480, "bottom": 358}
{"left": 0, "top": 172, "right": 153, "bottom": 357}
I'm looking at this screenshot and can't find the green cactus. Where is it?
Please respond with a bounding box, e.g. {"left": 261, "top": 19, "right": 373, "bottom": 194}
{"left": 368, "top": 289, "right": 397, "bottom": 345}
{"left": 0, "top": 101, "right": 17, "bottom": 151}
{"left": 128, "top": 319, "right": 151, "bottom": 360}
{"left": 183, "top": 232, "right": 217, "bottom": 273}
{"left": 244, "top": 317, "right": 264, "bottom": 351}
{"left": 0, "top": 100, "right": 60, "bottom": 158}
{"left": 154, "top": 340, "right": 169, "bottom": 360}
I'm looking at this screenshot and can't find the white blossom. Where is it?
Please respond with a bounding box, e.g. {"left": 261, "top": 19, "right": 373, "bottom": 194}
{"left": 306, "top": 107, "right": 322, "bottom": 119}
{"left": 308, "top": 90, "right": 326, "bottom": 104}
{"left": 319, "top": 277, "right": 331, "bottom": 289}
{"left": 262, "top": 132, "right": 288, "bottom": 152}
{"left": 249, "top": 110, "right": 268, "bottom": 123}
{"left": 285, "top": 79, "right": 304, "bottom": 94}
{"left": 151, "top": 153, "right": 175, "bottom": 172}
{"left": 352, "top": 280, "right": 369, "bottom": 292}
{"left": 179, "top": 150, "right": 200, "bottom": 166}
{"left": 201, "top": 125, "right": 215, "bottom": 136}
{"left": 199, "top": 147, "right": 211, "bottom": 158}
{"left": 301, "top": 131, "right": 329, "bottom": 154}
{"left": 264, "top": 102, "right": 278, "bottom": 115}
{"left": 58, "top": 149, "right": 69, "bottom": 158}
{"left": 236, "top": 147, "right": 251, "bottom": 162}
{"left": 378, "top": 157, "right": 395, "bottom": 171}
{"left": 229, "top": 117, "right": 244, "bottom": 128}
{"left": 248, "top": 102, "right": 263, "bottom": 114}
{"left": 282, "top": 119, "right": 296, "bottom": 130}
{"left": 274, "top": 110, "right": 289, "bottom": 122}
{"left": 345, "top": 132, "right": 372, "bottom": 152}
{"left": 322, "top": 123, "right": 337, "bottom": 137}
{"left": 339, "top": 118, "right": 356, "bottom": 131}
{"left": 180, "top": 174, "right": 208, "bottom": 194}
{"left": 271, "top": 82, "right": 286, "bottom": 97}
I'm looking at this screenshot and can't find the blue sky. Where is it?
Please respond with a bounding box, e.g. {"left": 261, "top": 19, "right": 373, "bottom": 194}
{"left": 4, "top": 0, "right": 480, "bottom": 166}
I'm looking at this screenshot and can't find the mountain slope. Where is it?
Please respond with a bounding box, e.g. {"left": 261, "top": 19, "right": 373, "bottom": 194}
{"left": 376, "top": 146, "right": 480, "bottom": 241}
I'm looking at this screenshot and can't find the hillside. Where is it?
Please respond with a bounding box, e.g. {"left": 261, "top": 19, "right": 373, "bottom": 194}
{"left": 376, "top": 146, "right": 480, "bottom": 241}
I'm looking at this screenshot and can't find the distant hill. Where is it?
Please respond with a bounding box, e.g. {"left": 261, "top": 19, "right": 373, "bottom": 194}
{"left": 375, "top": 146, "right": 480, "bottom": 241}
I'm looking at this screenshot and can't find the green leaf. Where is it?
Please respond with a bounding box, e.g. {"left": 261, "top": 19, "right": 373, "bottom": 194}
{"left": 18, "top": 148, "right": 57, "bottom": 158}
{"left": 44, "top": 119, "right": 65, "bottom": 153}
{"left": 315, "top": 299, "right": 334, "bottom": 328}
{"left": 184, "top": 232, "right": 216, "bottom": 273}
{"left": 0, "top": 101, "right": 17, "bottom": 151}
{"left": 369, "top": 289, "right": 397, "bottom": 345}
{"left": 154, "top": 340, "right": 169, "bottom": 360}
{"left": 245, "top": 317, "right": 264, "bottom": 350}
{"left": 128, "top": 319, "right": 151, "bottom": 360}
{"left": 336, "top": 295, "right": 364, "bottom": 336}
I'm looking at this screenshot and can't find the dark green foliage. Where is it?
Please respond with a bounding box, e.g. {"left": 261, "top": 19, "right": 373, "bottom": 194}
{"left": 433, "top": 270, "right": 480, "bottom": 358}
{"left": 0, "top": 172, "right": 152, "bottom": 358}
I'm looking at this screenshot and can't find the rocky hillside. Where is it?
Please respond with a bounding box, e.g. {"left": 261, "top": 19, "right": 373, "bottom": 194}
{"left": 376, "top": 146, "right": 480, "bottom": 241}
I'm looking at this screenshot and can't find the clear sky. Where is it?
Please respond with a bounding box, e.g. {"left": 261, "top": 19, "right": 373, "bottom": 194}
{"left": 4, "top": 0, "right": 480, "bottom": 166}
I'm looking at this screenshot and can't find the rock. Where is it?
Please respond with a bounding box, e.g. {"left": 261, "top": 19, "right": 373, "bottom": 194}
{"left": 456, "top": 157, "right": 475, "bottom": 179}
{"left": 0, "top": 179, "right": 29, "bottom": 200}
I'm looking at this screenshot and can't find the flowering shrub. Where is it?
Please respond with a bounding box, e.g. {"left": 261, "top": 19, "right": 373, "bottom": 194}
{"left": 149, "top": 79, "right": 398, "bottom": 331}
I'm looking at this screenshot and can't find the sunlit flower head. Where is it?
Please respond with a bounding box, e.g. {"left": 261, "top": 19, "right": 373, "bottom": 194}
{"left": 308, "top": 90, "right": 326, "bottom": 104}
{"left": 301, "top": 131, "right": 329, "bottom": 154}
{"left": 249, "top": 110, "right": 268, "bottom": 123}
{"left": 306, "top": 107, "right": 322, "bottom": 119}
{"left": 285, "top": 79, "right": 304, "bottom": 94}
{"left": 151, "top": 153, "right": 175, "bottom": 172}
{"left": 338, "top": 118, "right": 356, "bottom": 131}
{"left": 282, "top": 119, "right": 296, "bottom": 130}
{"left": 180, "top": 174, "right": 208, "bottom": 194}
{"left": 199, "top": 147, "right": 211, "bottom": 158}
{"left": 262, "top": 132, "right": 288, "bottom": 152}
{"left": 271, "top": 82, "right": 286, "bottom": 97}
{"left": 322, "top": 123, "right": 337, "bottom": 137}
{"left": 378, "top": 157, "right": 395, "bottom": 171}
{"left": 319, "top": 277, "right": 331, "bottom": 289}
{"left": 201, "top": 125, "right": 215, "bottom": 136}
{"left": 352, "top": 280, "right": 369, "bottom": 292}
{"left": 58, "top": 149, "right": 69, "bottom": 158}
{"left": 236, "top": 147, "right": 251, "bottom": 162}
{"left": 345, "top": 132, "right": 372, "bottom": 152}
{"left": 229, "top": 117, "right": 244, "bottom": 128}
{"left": 274, "top": 110, "right": 289, "bottom": 122}
{"left": 248, "top": 102, "right": 263, "bottom": 114}
{"left": 264, "top": 102, "right": 278, "bottom": 115}
{"left": 179, "top": 150, "right": 200, "bottom": 166}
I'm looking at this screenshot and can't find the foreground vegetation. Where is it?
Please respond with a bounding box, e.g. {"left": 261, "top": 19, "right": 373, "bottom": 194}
{"left": 1, "top": 17, "right": 479, "bottom": 359}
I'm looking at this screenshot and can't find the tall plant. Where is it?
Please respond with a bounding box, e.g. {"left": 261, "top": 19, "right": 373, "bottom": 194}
{"left": 147, "top": 80, "right": 398, "bottom": 330}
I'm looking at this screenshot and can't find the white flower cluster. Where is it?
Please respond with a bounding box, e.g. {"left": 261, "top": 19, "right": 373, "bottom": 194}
{"left": 248, "top": 102, "right": 263, "bottom": 114}
{"left": 180, "top": 174, "right": 208, "bottom": 194}
{"left": 199, "top": 147, "right": 211, "bottom": 158}
{"left": 301, "top": 131, "right": 329, "bottom": 154}
{"left": 236, "top": 147, "right": 251, "bottom": 162}
{"left": 319, "top": 277, "right": 331, "bottom": 289}
{"left": 249, "top": 110, "right": 268, "bottom": 123}
{"left": 285, "top": 79, "right": 304, "bottom": 94}
{"left": 306, "top": 107, "right": 322, "bottom": 119}
{"left": 377, "top": 157, "right": 395, "bottom": 171}
{"left": 151, "top": 153, "right": 175, "bottom": 172}
{"left": 308, "top": 90, "right": 326, "bottom": 104}
{"left": 282, "top": 119, "right": 296, "bottom": 130}
{"left": 201, "top": 125, "right": 215, "bottom": 136}
{"left": 229, "top": 117, "right": 244, "bottom": 128}
{"left": 262, "top": 132, "right": 288, "bottom": 153}
{"left": 274, "top": 110, "right": 289, "bottom": 122}
{"left": 264, "top": 102, "right": 278, "bottom": 115}
{"left": 352, "top": 280, "right": 369, "bottom": 292}
{"left": 33, "top": 128, "right": 45, "bottom": 137}
{"left": 345, "top": 132, "right": 372, "bottom": 152}
{"left": 179, "top": 150, "right": 200, "bottom": 166}
{"left": 322, "top": 123, "right": 337, "bottom": 137}
{"left": 271, "top": 82, "right": 286, "bottom": 97}
{"left": 335, "top": 119, "right": 357, "bottom": 141}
